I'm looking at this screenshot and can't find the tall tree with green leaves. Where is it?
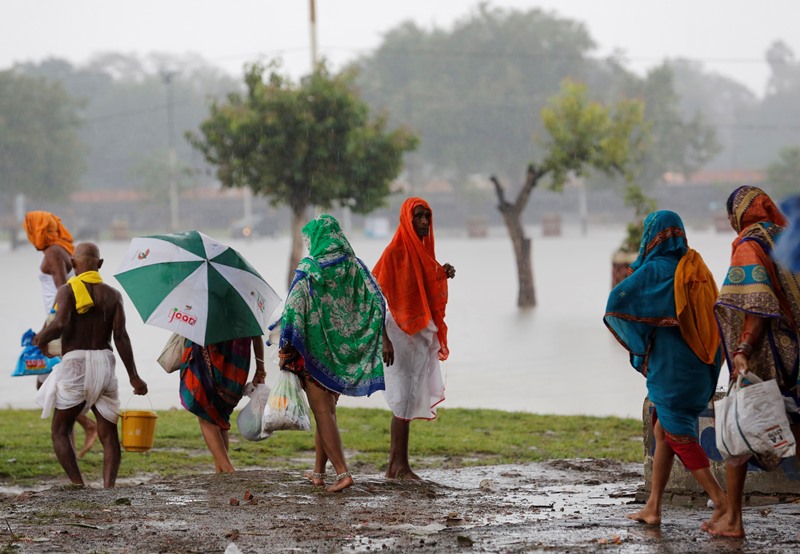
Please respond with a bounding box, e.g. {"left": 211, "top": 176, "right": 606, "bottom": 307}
{"left": 627, "top": 65, "right": 721, "bottom": 185}
{"left": 354, "top": 4, "right": 601, "bottom": 182}
{"left": 188, "top": 62, "right": 418, "bottom": 286}
{"left": 0, "top": 70, "right": 85, "bottom": 204}
{"left": 491, "top": 80, "right": 646, "bottom": 308}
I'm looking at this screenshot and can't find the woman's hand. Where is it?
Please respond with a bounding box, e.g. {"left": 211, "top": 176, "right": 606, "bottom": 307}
{"left": 443, "top": 263, "right": 456, "bottom": 279}
{"left": 253, "top": 366, "right": 266, "bottom": 385}
{"left": 382, "top": 328, "right": 394, "bottom": 366}
{"left": 278, "top": 345, "right": 299, "bottom": 370}
{"left": 731, "top": 352, "right": 749, "bottom": 379}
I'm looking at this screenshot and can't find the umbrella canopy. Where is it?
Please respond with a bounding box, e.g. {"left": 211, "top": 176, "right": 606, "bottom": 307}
{"left": 115, "top": 231, "right": 281, "bottom": 346}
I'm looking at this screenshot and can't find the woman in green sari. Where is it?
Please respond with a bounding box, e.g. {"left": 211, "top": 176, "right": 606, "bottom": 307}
{"left": 279, "top": 215, "right": 393, "bottom": 492}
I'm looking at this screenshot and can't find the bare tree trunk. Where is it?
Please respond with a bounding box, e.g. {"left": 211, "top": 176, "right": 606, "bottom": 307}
{"left": 501, "top": 212, "right": 535, "bottom": 307}
{"left": 287, "top": 205, "right": 307, "bottom": 289}
{"left": 491, "top": 165, "right": 543, "bottom": 309}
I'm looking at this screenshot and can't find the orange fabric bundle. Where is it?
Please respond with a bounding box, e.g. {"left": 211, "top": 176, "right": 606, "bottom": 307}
{"left": 373, "top": 198, "right": 450, "bottom": 360}
{"left": 23, "top": 211, "right": 74, "bottom": 254}
{"left": 674, "top": 248, "right": 720, "bottom": 364}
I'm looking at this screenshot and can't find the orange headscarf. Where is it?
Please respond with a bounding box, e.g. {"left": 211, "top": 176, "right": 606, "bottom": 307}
{"left": 373, "top": 198, "right": 450, "bottom": 360}
{"left": 674, "top": 248, "right": 720, "bottom": 364}
{"left": 23, "top": 211, "right": 74, "bottom": 255}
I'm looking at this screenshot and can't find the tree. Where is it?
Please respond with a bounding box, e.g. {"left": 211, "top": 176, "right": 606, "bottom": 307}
{"left": 767, "top": 146, "right": 800, "bottom": 198}
{"left": 16, "top": 54, "right": 241, "bottom": 191}
{"left": 188, "top": 62, "right": 418, "bottom": 286}
{"left": 491, "top": 80, "right": 646, "bottom": 308}
{"left": 623, "top": 65, "right": 720, "bottom": 186}
{"left": 0, "top": 70, "right": 85, "bottom": 202}
{"left": 354, "top": 4, "right": 602, "bottom": 181}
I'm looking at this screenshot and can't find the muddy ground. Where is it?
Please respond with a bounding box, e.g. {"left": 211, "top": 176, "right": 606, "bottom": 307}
{"left": 2, "top": 459, "right": 800, "bottom": 553}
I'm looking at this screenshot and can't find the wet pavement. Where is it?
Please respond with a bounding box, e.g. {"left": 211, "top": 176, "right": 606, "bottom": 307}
{"left": 2, "top": 459, "right": 800, "bottom": 553}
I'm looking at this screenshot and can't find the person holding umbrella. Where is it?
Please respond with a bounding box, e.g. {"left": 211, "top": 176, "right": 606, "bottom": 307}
{"left": 115, "top": 230, "right": 281, "bottom": 473}
{"left": 277, "top": 215, "right": 392, "bottom": 492}
{"left": 179, "top": 336, "right": 266, "bottom": 472}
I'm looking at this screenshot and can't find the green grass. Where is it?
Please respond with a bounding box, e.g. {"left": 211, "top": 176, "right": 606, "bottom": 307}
{"left": 0, "top": 408, "right": 643, "bottom": 486}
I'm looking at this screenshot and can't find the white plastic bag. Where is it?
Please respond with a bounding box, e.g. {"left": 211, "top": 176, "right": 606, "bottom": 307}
{"left": 237, "top": 383, "right": 272, "bottom": 441}
{"left": 262, "top": 370, "right": 312, "bottom": 433}
{"left": 715, "top": 372, "right": 796, "bottom": 464}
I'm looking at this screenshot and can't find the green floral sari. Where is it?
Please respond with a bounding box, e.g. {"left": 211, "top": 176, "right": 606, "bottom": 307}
{"left": 280, "top": 215, "right": 386, "bottom": 396}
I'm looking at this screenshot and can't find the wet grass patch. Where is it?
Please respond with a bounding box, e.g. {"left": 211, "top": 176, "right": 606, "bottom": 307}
{"left": 0, "top": 408, "right": 641, "bottom": 485}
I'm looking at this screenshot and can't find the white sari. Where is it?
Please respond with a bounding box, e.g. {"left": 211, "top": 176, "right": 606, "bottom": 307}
{"left": 382, "top": 311, "right": 445, "bottom": 420}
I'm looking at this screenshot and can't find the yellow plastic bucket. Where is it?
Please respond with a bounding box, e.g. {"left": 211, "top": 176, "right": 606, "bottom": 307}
{"left": 121, "top": 410, "right": 158, "bottom": 452}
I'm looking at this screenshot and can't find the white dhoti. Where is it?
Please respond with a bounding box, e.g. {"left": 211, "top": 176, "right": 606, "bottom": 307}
{"left": 383, "top": 311, "right": 445, "bottom": 420}
{"left": 35, "top": 349, "right": 120, "bottom": 423}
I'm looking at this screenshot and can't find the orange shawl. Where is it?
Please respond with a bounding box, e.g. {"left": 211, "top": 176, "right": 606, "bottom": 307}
{"left": 23, "top": 211, "right": 74, "bottom": 254}
{"left": 674, "top": 248, "right": 720, "bottom": 364}
{"left": 373, "top": 198, "right": 450, "bottom": 360}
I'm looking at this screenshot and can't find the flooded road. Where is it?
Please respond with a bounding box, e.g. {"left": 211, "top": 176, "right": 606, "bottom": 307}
{"left": 0, "top": 224, "right": 737, "bottom": 419}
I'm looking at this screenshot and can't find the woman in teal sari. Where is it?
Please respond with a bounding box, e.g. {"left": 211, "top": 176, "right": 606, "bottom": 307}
{"left": 278, "top": 215, "right": 392, "bottom": 492}
{"left": 604, "top": 210, "right": 726, "bottom": 528}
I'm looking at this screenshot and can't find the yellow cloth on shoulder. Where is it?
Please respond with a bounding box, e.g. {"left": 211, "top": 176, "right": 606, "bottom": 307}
{"left": 68, "top": 271, "right": 103, "bottom": 314}
{"left": 674, "top": 249, "right": 720, "bottom": 364}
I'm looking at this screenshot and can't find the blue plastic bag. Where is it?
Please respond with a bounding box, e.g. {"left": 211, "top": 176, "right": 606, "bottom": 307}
{"left": 12, "top": 329, "right": 60, "bottom": 377}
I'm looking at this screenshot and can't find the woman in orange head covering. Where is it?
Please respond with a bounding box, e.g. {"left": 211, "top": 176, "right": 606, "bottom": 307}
{"left": 23, "top": 211, "right": 75, "bottom": 255}
{"left": 22, "top": 211, "right": 98, "bottom": 457}
{"left": 23, "top": 211, "right": 75, "bottom": 313}
{"left": 372, "top": 197, "right": 456, "bottom": 479}
{"left": 708, "top": 186, "right": 800, "bottom": 538}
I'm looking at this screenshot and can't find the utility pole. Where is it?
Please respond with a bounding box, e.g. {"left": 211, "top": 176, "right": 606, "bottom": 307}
{"left": 309, "top": 0, "right": 318, "bottom": 70}
{"left": 162, "top": 70, "right": 179, "bottom": 231}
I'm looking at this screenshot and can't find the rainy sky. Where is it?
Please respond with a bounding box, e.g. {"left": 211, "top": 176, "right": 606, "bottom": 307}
{"left": 1, "top": 0, "right": 799, "bottom": 95}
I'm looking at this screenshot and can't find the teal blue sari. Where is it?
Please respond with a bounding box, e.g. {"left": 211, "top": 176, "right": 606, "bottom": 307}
{"left": 604, "top": 211, "right": 722, "bottom": 437}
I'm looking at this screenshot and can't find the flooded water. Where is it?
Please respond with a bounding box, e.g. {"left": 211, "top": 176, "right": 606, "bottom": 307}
{"left": 0, "top": 223, "right": 736, "bottom": 419}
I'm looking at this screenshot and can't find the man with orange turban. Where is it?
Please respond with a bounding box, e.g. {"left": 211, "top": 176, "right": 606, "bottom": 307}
{"left": 24, "top": 211, "right": 98, "bottom": 457}
{"left": 373, "top": 198, "right": 455, "bottom": 479}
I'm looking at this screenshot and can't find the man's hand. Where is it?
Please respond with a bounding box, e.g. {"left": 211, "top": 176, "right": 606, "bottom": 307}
{"left": 382, "top": 334, "right": 394, "bottom": 366}
{"left": 443, "top": 263, "right": 456, "bottom": 279}
{"left": 130, "top": 376, "right": 148, "bottom": 396}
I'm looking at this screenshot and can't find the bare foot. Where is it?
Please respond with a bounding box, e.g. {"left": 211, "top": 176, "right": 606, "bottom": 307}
{"left": 701, "top": 504, "right": 727, "bottom": 532}
{"left": 385, "top": 464, "right": 421, "bottom": 480}
{"left": 626, "top": 508, "right": 661, "bottom": 526}
{"left": 326, "top": 473, "right": 353, "bottom": 493}
{"left": 704, "top": 518, "right": 745, "bottom": 538}
{"left": 77, "top": 423, "right": 98, "bottom": 459}
{"left": 303, "top": 470, "right": 325, "bottom": 487}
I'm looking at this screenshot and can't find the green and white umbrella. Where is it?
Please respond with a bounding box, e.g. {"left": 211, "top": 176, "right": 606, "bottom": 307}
{"left": 115, "top": 230, "right": 281, "bottom": 346}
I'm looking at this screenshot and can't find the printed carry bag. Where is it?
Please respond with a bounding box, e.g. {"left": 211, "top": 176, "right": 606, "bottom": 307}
{"left": 237, "top": 383, "right": 272, "bottom": 441}
{"left": 12, "top": 329, "right": 59, "bottom": 377}
{"left": 262, "top": 370, "right": 312, "bottom": 433}
{"left": 715, "top": 372, "right": 796, "bottom": 464}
